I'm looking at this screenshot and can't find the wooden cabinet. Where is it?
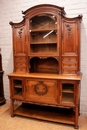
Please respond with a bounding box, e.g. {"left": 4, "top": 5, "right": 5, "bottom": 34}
{"left": 0, "top": 48, "right": 6, "bottom": 105}
{"left": 8, "top": 4, "right": 82, "bottom": 128}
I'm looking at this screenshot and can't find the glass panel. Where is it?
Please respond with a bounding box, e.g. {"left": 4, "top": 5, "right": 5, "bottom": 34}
{"left": 29, "top": 14, "right": 57, "bottom": 54}
{"left": 62, "top": 93, "right": 74, "bottom": 102}
{"left": 30, "top": 43, "right": 57, "bottom": 53}
{"left": 30, "top": 31, "right": 57, "bottom": 44}
{"left": 30, "top": 14, "right": 57, "bottom": 30}
{"left": 62, "top": 83, "right": 74, "bottom": 103}
{"left": 13, "top": 80, "right": 22, "bottom": 96}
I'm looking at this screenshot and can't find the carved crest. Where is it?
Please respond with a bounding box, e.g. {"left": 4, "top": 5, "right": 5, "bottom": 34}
{"left": 34, "top": 81, "right": 48, "bottom": 96}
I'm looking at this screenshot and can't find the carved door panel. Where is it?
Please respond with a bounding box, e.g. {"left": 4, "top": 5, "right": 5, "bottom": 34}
{"left": 13, "top": 22, "right": 26, "bottom": 55}
{"left": 62, "top": 19, "right": 79, "bottom": 56}
{"left": 25, "top": 78, "right": 58, "bottom": 105}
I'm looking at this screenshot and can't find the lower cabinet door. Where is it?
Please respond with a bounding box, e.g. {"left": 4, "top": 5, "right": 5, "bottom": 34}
{"left": 25, "top": 78, "right": 58, "bottom": 105}
{"left": 60, "top": 80, "right": 78, "bottom": 106}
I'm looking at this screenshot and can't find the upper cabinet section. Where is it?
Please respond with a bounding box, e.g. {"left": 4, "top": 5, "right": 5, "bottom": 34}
{"left": 9, "top": 4, "right": 82, "bottom": 74}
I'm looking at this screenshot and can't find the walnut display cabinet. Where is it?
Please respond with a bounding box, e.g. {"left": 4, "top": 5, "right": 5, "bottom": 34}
{"left": 8, "top": 4, "right": 82, "bottom": 128}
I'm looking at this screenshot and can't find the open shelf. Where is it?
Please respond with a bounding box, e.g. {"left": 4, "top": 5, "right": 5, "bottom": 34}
{"left": 29, "top": 57, "right": 59, "bottom": 74}
{"left": 13, "top": 103, "right": 75, "bottom": 125}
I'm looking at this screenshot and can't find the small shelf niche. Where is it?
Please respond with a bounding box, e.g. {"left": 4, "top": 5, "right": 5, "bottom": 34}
{"left": 29, "top": 57, "right": 59, "bottom": 74}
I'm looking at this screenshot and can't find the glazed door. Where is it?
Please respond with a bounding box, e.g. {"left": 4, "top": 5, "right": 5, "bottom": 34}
{"left": 10, "top": 77, "right": 25, "bottom": 100}
{"left": 59, "top": 80, "right": 79, "bottom": 107}
{"left": 29, "top": 14, "right": 59, "bottom": 57}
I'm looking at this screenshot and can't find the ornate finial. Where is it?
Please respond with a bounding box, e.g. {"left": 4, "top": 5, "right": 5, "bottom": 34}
{"left": 9, "top": 21, "right": 13, "bottom": 25}
{"left": 78, "top": 14, "right": 83, "bottom": 19}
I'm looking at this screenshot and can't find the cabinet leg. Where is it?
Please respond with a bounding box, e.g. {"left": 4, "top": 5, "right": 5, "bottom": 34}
{"left": 75, "top": 106, "right": 79, "bottom": 129}
{"left": 11, "top": 114, "right": 15, "bottom": 117}
{"left": 10, "top": 99, "right": 14, "bottom": 117}
{"left": 74, "top": 125, "right": 79, "bottom": 129}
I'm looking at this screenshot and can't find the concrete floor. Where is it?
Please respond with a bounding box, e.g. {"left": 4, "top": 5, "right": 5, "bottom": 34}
{"left": 0, "top": 103, "right": 87, "bottom": 130}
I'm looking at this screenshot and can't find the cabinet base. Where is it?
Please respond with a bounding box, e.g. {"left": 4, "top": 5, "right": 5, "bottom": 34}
{"left": 13, "top": 103, "right": 76, "bottom": 127}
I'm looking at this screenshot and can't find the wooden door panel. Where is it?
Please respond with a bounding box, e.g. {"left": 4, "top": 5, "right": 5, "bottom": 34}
{"left": 13, "top": 24, "right": 26, "bottom": 55}
{"left": 62, "top": 20, "right": 79, "bottom": 56}
{"left": 25, "top": 79, "right": 58, "bottom": 105}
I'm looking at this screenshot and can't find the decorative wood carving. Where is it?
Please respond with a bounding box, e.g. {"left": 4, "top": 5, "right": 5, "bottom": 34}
{"left": 66, "top": 24, "right": 72, "bottom": 36}
{"left": 18, "top": 28, "right": 23, "bottom": 38}
{"left": 34, "top": 81, "right": 48, "bottom": 96}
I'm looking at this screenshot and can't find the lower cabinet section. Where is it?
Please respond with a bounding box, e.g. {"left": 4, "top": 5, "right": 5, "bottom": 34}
{"left": 8, "top": 74, "right": 81, "bottom": 129}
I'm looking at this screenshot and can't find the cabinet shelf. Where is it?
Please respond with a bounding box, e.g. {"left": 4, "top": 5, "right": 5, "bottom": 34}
{"left": 30, "top": 42, "right": 57, "bottom": 44}
{"left": 30, "top": 28, "right": 57, "bottom": 32}
{"left": 29, "top": 53, "right": 58, "bottom": 55}
{"left": 14, "top": 85, "right": 22, "bottom": 88}
{"left": 62, "top": 89, "right": 74, "bottom": 93}
{"left": 13, "top": 103, "right": 75, "bottom": 125}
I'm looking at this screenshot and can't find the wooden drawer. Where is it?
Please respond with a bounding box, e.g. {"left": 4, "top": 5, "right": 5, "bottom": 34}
{"left": 15, "top": 68, "right": 27, "bottom": 73}
{"left": 15, "top": 57, "right": 27, "bottom": 63}
{"left": 62, "top": 57, "right": 77, "bottom": 62}
{"left": 15, "top": 63, "right": 26, "bottom": 68}
{"left": 62, "top": 63, "right": 77, "bottom": 68}
{"left": 25, "top": 79, "right": 58, "bottom": 105}
{"left": 62, "top": 68, "right": 77, "bottom": 74}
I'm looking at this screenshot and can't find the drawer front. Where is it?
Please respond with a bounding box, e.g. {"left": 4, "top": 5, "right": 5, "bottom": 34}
{"left": 62, "top": 68, "right": 77, "bottom": 74}
{"left": 15, "top": 57, "right": 27, "bottom": 62}
{"left": 25, "top": 79, "right": 58, "bottom": 105}
{"left": 14, "top": 56, "right": 27, "bottom": 73}
{"left": 16, "top": 63, "right": 26, "bottom": 68}
{"left": 62, "top": 57, "right": 77, "bottom": 62}
{"left": 62, "top": 63, "right": 77, "bottom": 68}
{"left": 62, "top": 57, "right": 78, "bottom": 74}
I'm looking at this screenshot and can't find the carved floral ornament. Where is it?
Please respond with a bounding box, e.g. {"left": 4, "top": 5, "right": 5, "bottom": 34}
{"left": 66, "top": 24, "right": 72, "bottom": 36}
{"left": 34, "top": 81, "right": 48, "bottom": 96}
{"left": 18, "top": 28, "right": 23, "bottom": 38}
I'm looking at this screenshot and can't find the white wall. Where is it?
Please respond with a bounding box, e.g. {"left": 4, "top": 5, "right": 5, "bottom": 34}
{"left": 0, "top": 0, "right": 87, "bottom": 115}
